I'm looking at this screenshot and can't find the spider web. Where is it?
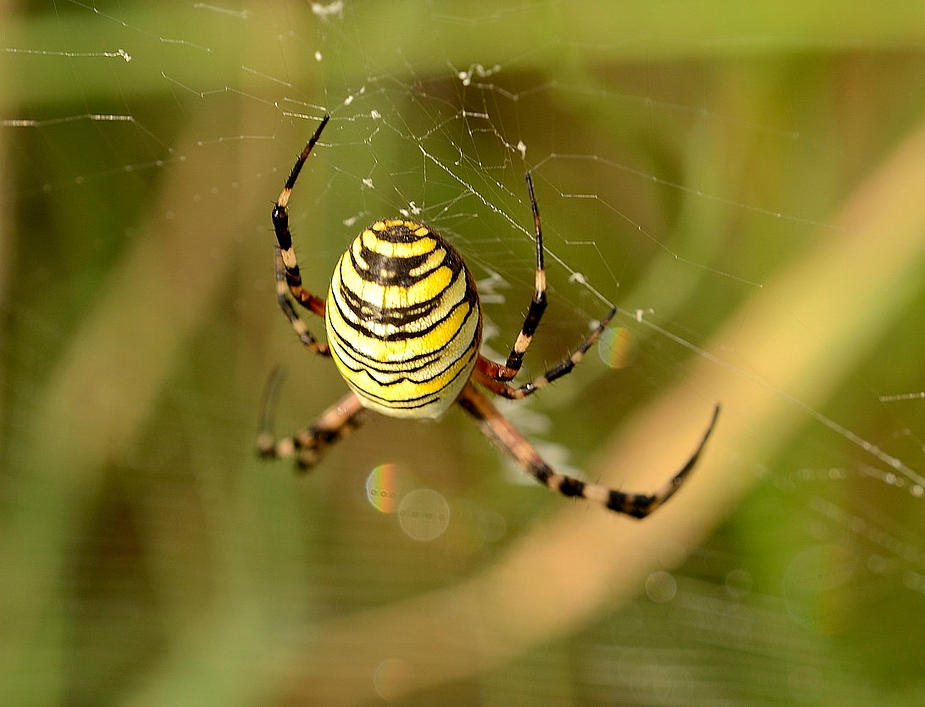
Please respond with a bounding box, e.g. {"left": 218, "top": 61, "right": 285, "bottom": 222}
{"left": 3, "top": 2, "right": 925, "bottom": 705}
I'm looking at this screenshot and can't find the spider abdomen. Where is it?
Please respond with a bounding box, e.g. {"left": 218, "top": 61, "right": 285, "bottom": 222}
{"left": 325, "top": 219, "right": 482, "bottom": 419}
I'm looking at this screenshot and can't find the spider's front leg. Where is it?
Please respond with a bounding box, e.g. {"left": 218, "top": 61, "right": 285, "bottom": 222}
{"left": 256, "top": 369, "right": 369, "bottom": 471}
{"left": 475, "top": 170, "right": 617, "bottom": 399}
{"left": 271, "top": 114, "right": 332, "bottom": 354}
{"left": 473, "top": 305, "right": 617, "bottom": 400}
{"left": 457, "top": 383, "right": 719, "bottom": 517}
{"left": 273, "top": 246, "right": 330, "bottom": 355}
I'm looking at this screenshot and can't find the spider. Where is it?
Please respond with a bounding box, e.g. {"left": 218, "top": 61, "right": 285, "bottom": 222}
{"left": 257, "top": 114, "right": 720, "bottom": 517}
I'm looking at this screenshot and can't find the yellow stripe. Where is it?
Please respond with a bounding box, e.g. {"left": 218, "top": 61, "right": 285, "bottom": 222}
{"left": 372, "top": 218, "right": 427, "bottom": 234}
{"left": 350, "top": 237, "right": 368, "bottom": 271}
{"left": 335, "top": 340, "right": 475, "bottom": 398}
{"left": 362, "top": 226, "right": 436, "bottom": 258}
{"left": 326, "top": 279, "right": 474, "bottom": 359}
{"left": 328, "top": 312, "right": 480, "bottom": 419}
{"left": 408, "top": 248, "right": 446, "bottom": 277}
{"left": 337, "top": 256, "right": 454, "bottom": 312}
{"left": 331, "top": 261, "right": 469, "bottom": 337}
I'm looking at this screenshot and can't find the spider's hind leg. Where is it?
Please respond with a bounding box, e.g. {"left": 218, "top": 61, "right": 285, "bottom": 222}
{"left": 602, "top": 404, "right": 720, "bottom": 516}
{"left": 457, "top": 383, "right": 719, "bottom": 517}
{"left": 256, "top": 368, "right": 368, "bottom": 471}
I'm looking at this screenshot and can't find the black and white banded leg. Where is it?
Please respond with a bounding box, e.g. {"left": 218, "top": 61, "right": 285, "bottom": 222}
{"left": 270, "top": 114, "right": 331, "bottom": 354}
{"left": 475, "top": 170, "right": 616, "bottom": 398}
{"left": 474, "top": 305, "right": 616, "bottom": 400}
{"left": 257, "top": 369, "right": 368, "bottom": 471}
{"left": 457, "top": 383, "right": 720, "bottom": 517}
{"left": 493, "top": 172, "right": 549, "bottom": 380}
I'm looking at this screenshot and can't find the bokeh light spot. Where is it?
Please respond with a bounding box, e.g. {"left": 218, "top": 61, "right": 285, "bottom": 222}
{"left": 398, "top": 488, "right": 450, "bottom": 541}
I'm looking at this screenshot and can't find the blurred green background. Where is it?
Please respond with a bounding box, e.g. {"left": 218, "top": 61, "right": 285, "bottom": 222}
{"left": 3, "top": 1, "right": 925, "bottom": 705}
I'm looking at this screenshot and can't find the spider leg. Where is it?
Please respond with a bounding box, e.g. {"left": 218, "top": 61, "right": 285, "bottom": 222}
{"left": 457, "top": 383, "right": 720, "bottom": 517}
{"left": 474, "top": 305, "right": 616, "bottom": 399}
{"left": 273, "top": 246, "right": 330, "bottom": 356}
{"left": 271, "top": 114, "right": 330, "bottom": 329}
{"left": 480, "top": 171, "right": 614, "bottom": 396}
{"left": 491, "top": 172, "right": 548, "bottom": 381}
{"left": 256, "top": 368, "right": 368, "bottom": 471}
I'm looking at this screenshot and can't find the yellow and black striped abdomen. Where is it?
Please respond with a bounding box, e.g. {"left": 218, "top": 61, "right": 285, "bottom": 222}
{"left": 325, "top": 219, "right": 482, "bottom": 419}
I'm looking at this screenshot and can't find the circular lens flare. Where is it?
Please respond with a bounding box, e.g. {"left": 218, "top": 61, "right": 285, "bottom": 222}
{"left": 398, "top": 488, "right": 450, "bottom": 541}
{"left": 598, "top": 326, "right": 635, "bottom": 369}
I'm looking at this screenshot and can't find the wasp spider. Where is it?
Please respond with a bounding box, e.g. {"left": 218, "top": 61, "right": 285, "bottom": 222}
{"left": 257, "top": 114, "right": 720, "bottom": 517}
